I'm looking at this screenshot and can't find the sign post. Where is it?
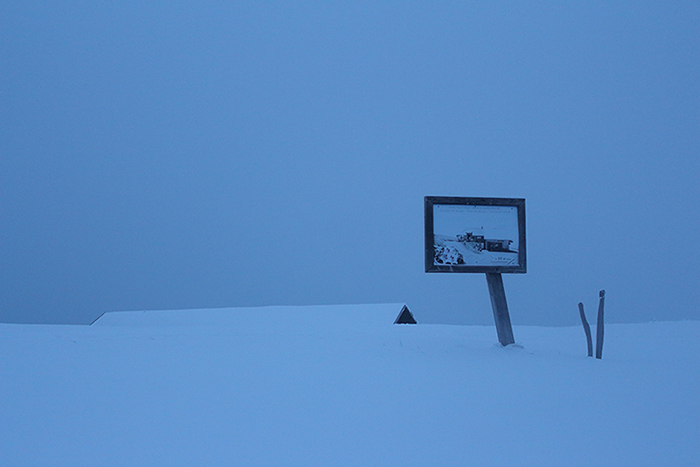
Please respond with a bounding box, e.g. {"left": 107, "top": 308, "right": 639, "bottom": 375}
{"left": 425, "top": 197, "right": 526, "bottom": 346}
{"left": 485, "top": 272, "right": 515, "bottom": 346}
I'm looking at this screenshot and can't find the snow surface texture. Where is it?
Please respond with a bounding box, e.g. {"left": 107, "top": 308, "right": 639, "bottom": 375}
{"left": 1, "top": 304, "right": 698, "bottom": 467}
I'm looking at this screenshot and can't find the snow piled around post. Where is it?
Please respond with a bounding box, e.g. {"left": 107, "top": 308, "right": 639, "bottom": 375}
{"left": 1, "top": 305, "right": 698, "bottom": 467}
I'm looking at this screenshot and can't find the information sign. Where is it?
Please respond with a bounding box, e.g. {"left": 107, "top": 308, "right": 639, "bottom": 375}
{"left": 425, "top": 197, "right": 526, "bottom": 274}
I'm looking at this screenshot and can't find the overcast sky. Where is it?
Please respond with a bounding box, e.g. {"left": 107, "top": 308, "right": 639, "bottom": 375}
{"left": 2, "top": 1, "right": 698, "bottom": 326}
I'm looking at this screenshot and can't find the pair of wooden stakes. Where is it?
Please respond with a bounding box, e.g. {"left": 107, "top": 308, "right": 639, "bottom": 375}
{"left": 578, "top": 290, "right": 606, "bottom": 359}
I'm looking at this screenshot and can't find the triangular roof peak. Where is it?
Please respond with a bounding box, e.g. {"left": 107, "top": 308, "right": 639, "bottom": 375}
{"left": 394, "top": 305, "right": 417, "bottom": 324}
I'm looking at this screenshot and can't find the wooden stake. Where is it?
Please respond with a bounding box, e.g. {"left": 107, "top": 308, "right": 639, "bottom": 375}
{"left": 595, "top": 290, "right": 605, "bottom": 359}
{"left": 578, "top": 302, "right": 593, "bottom": 357}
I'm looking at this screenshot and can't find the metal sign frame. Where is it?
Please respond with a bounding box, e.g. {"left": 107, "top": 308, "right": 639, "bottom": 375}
{"left": 424, "top": 196, "right": 527, "bottom": 274}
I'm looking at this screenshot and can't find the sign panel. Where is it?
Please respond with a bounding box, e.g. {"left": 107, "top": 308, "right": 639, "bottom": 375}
{"left": 425, "top": 197, "right": 526, "bottom": 273}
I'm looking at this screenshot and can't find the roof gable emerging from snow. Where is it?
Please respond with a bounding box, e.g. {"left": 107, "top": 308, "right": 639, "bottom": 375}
{"left": 394, "top": 304, "right": 417, "bottom": 324}
{"left": 92, "top": 303, "right": 416, "bottom": 330}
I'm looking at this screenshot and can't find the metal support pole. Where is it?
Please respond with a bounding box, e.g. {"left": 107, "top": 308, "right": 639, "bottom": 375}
{"left": 485, "top": 273, "right": 515, "bottom": 346}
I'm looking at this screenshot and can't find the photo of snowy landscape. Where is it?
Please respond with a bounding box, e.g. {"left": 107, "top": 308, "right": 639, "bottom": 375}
{"left": 2, "top": 1, "right": 698, "bottom": 466}
{"left": 433, "top": 204, "right": 520, "bottom": 267}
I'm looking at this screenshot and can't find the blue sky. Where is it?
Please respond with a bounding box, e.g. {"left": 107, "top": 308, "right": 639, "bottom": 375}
{"left": 1, "top": 1, "right": 698, "bottom": 325}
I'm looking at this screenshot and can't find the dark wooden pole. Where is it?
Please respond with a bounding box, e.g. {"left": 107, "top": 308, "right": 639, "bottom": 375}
{"left": 595, "top": 290, "right": 605, "bottom": 359}
{"left": 578, "top": 302, "right": 593, "bottom": 357}
{"left": 485, "top": 273, "right": 515, "bottom": 346}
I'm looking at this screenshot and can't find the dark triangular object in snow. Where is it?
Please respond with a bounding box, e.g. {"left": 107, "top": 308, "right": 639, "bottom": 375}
{"left": 394, "top": 305, "right": 417, "bottom": 324}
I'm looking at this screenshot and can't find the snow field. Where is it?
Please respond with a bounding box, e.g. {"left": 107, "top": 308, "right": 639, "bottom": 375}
{"left": 1, "top": 306, "right": 698, "bottom": 466}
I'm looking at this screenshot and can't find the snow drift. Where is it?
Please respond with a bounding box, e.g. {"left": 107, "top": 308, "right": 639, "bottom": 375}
{"left": 1, "top": 304, "right": 698, "bottom": 466}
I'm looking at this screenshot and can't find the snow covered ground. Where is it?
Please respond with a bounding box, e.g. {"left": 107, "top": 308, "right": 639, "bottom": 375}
{"left": 1, "top": 304, "right": 698, "bottom": 466}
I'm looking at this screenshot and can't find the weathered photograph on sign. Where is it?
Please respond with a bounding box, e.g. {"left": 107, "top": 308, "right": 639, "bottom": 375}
{"left": 433, "top": 204, "right": 519, "bottom": 267}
